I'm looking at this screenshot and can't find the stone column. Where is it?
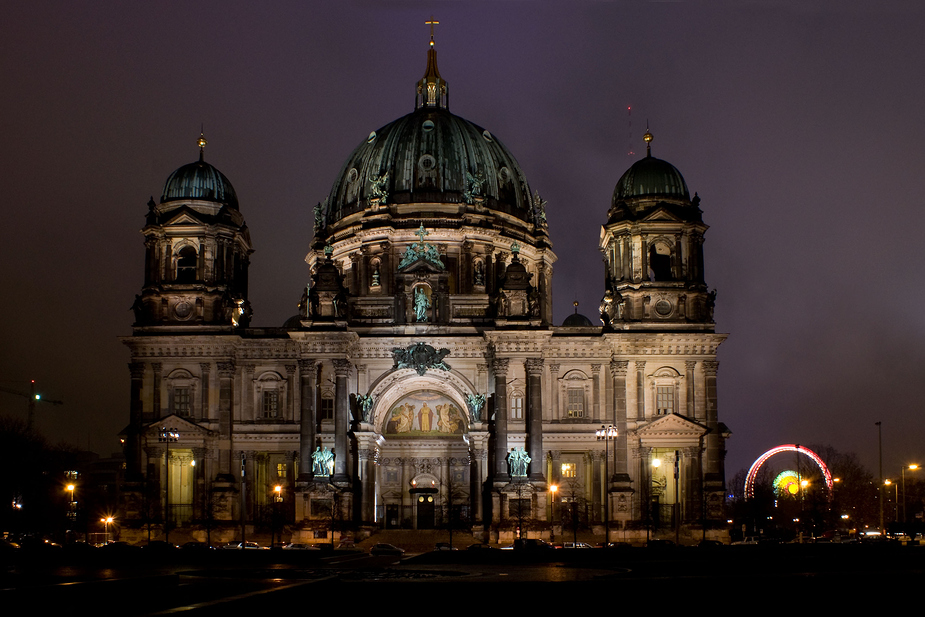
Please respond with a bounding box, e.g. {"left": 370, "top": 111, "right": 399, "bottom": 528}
{"left": 285, "top": 364, "right": 296, "bottom": 421}
{"left": 702, "top": 361, "right": 723, "bottom": 495}
{"left": 216, "top": 362, "right": 235, "bottom": 478}
{"left": 243, "top": 365, "right": 255, "bottom": 422}
{"left": 685, "top": 361, "right": 697, "bottom": 418}
{"left": 332, "top": 359, "right": 352, "bottom": 484}
{"left": 199, "top": 363, "right": 211, "bottom": 421}
{"left": 635, "top": 361, "right": 646, "bottom": 421}
{"left": 609, "top": 360, "right": 631, "bottom": 483}
{"left": 525, "top": 358, "right": 545, "bottom": 481}
{"left": 548, "top": 363, "right": 560, "bottom": 422}
{"left": 126, "top": 362, "right": 146, "bottom": 479}
{"left": 354, "top": 433, "right": 377, "bottom": 524}
{"left": 591, "top": 364, "right": 602, "bottom": 423}
{"left": 491, "top": 357, "right": 510, "bottom": 482}
{"left": 298, "top": 359, "right": 316, "bottom": 481}
{"left": 152, "top": 362, "right": 162, "bottom": 418}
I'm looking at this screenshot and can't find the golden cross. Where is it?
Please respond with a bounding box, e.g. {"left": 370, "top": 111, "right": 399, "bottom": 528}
{"left": 426, "top": 16, "right": 439, "bottom": 43}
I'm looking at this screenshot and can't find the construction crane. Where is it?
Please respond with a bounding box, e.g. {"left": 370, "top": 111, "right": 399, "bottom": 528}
{"left": 0, "top": 379, "right": 64, "bottom": 431}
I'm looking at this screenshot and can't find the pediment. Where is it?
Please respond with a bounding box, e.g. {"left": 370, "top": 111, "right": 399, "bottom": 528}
{"left": 142, "top": 415, "right": 214, "bottom": 439}
{"left": 641, "top": 208, "right": 683, "bottom": 223}
{"left": 399, "top": 257, "right": 444, "bottom": 274}
{"left": 164, "top": 208, "right": 208, "bottom": 227}
{"left": 635, "top": 413, "right": 707, "bottom": 444}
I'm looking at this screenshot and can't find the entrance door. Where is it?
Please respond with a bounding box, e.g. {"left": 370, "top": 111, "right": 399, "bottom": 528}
{"left": 416, "top": 494, "right": 435, "bottom": 529}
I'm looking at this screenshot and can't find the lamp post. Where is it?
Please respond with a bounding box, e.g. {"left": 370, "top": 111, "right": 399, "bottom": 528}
{"left": 100, "top": 516, "right": 114, "bottom": 544}
{"left": 884, "top": 479, "right": 899, "bottom": 524}
{"left": 271, "top": 485, "right": 283, "bottom": 548}
{"left": 158, "top": 426, "right": 179, "bottom": 543}
{"left": 902, "top": 464, "right": 919, "bottom": 525}
{"left": 596, "top": 424, "right": 617, "bottom": 546}
{"left": 649, "top": 457, "right": 661, "bottom": 541}
{"left": 549, "top": 484, "right": 558, "bottom": 541}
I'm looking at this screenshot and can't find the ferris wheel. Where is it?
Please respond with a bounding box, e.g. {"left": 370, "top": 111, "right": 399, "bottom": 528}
{"left": 744, "top": 444, "right": 834, "bottom": 500}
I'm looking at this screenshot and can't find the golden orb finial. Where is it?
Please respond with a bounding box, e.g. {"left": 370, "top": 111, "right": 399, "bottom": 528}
{"left": 643, "top": 123, "right": 653, "bottom": 157}
{"left": 197, "top": 129, "right": 207, "bottom": 161}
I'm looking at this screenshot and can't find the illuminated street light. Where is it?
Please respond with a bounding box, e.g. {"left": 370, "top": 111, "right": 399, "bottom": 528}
{"left": 158, "top": 427, "right": 179, "bottom": 543}
{"left": 902, "top": 464, "right": 920, "bottom": 524}
{"left": 595, "top": 424, "right": 618, "bottom": 546}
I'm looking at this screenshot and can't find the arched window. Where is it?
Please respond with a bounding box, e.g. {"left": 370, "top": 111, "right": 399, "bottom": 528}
{"left": 648, "top": 241, "right": 673, "bottom": 281}
{"left": 176, "top": 246, "right": 198, "bottom": 283}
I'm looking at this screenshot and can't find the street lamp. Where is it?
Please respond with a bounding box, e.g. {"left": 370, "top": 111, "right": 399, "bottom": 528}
{"left": 100, "top": 516, "right": 114, "bottom": 544}
{"left": 158, "top": 427, "right": 179, "bottom": 543}
{"left": 902, "top": 464, "right": 919, "bottom": 525}
{"left": 596, "top": 424, "right": 618, "bottom": 546}
{"left": 271, "top": 485, "right": 283, "bottom": 548}
{"left": 885, "top": 479, "right": 899, "bottom": 524}
{"left": 549, "top": 484, "right": 558, "bottom": 540}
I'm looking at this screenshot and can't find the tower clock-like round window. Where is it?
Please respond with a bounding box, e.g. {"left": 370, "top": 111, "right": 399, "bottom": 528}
{"left": 655, "top": 299, "right": 672, "bottom": 316}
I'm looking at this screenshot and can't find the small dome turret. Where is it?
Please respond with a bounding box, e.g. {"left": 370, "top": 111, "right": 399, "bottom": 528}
{"left": 161, "top": 133, "right": 238, "bottom": 208}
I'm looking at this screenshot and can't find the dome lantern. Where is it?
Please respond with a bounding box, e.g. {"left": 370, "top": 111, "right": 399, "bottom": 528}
{"left": 416, "top": 18, "right": 448, "bottom": 110}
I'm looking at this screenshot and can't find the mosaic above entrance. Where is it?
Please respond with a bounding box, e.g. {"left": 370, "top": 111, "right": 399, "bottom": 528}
{"left": 384, "top": 390, "right": 466, "bottom": 437}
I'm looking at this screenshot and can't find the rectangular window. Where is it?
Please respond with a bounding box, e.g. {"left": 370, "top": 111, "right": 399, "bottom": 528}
{"left": 656, "top": 386, "right": 673, "bottom": 415}
{"left": 320, "top": 397, "right": 334, "bottom": 421}
{"left": 567, "top": 388, "right": 584, "bottom": 418}
{"left": 263, "top": 391, "right": 279, "bottom": 419}
{"left": 174, "top": 387, "right": 191, "bottom": 417}
{"left": 511, "top": 396, "right": 524, "bottom": 420}
{"left": 276, "top": 462, "right": 287, "bottom": 479}
{"left": 561, "top": 462, "right": 576, "bottom": 478}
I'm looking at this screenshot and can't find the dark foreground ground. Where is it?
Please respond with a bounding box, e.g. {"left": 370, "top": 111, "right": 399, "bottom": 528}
{"left": 3, "top": 543, "right": 921, "bottom": 612}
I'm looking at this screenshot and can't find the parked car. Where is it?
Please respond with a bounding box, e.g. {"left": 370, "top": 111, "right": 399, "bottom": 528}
{"left": 466, "top": 543, "right": 496, "bottom": 551}
{"left": 434, "top": 542, "right": 457, "bottom": 551}
{"left": 513, "top": 538, "right": 555, "bottom": 551}
{"left": 221, "top": 541, "right": 268, "bottom": 550}
{"left": 559, "top": 541, "right": 593, "bottom": 549}
{"left": 283, "top": 543, "right": 321, "bottom": 550}
{"left": 370, "top": 543, "right": 404, "bottom": 556}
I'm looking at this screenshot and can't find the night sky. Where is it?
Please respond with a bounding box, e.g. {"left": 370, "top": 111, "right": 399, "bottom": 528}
{"left": 3, "top": 1, "right": 924, "bottom": 481}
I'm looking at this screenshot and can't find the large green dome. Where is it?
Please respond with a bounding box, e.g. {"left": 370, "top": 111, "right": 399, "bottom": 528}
{"left": 323, "top": 106, "right": 534, "bottom": 228}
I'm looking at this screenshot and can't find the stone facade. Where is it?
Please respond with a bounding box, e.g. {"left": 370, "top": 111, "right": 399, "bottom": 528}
{"left": 120, "top": 42, "right": 729, "bottom": 545}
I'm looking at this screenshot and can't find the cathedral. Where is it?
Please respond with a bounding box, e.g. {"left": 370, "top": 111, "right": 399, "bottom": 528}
{"left": 120, "top": 35, "right": 729, "bottom": 544}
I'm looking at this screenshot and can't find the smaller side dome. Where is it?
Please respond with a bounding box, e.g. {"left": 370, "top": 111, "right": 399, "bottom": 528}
{"left": 161, "top": 160, "right": 239, "bottom": 209}
{"left": 613, "top": 156, "right": 690, "bottom": 203}
{"left": 562, "top": 312, "right": 594, "bottom": 327}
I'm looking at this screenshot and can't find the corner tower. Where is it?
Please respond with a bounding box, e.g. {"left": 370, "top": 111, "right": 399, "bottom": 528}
{"left": 599, "top": 130, "right": 714, "bottom": 330}
{"left": 132, "top": 134, "right": 254, "bottom": 329}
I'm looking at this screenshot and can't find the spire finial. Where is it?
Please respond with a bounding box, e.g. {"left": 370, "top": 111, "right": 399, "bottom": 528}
{"left": 643, "top": 121, "right": 653, "bottom": 157}
{"left": 198, "top": 126, "right": 207, "bottom": 162}
{"left": 573, "top": 300, "right": 579, "bottom": 314}
{"left": 426, "top": 16, "right": 439, "bottom": 47}
{"left": 416, "top": 18, "right": 448, "bottom": 109}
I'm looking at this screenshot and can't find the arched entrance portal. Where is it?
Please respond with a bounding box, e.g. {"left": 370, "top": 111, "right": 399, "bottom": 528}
{"left": 369, "top": 374, "right": 476, "bottom": 530}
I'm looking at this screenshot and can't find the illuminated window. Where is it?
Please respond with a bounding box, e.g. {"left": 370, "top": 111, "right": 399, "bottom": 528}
{"left": 276, "top": 462, "right": 287, "bottom": 478}
{"left": 561, "top": 463, "right": 576, "bottom": 478}
{"left": 263, "top": 391, "right": 279, "bottom": 418}
{"left": 567, "top": 388, "right": 584, "bottom": 418}
{"left": 656, "top": 386, "right": 674, "bottom": 415}
{"left": 511, "top": 395, "right": 524, "bottom": 420}
{"left": 173, "top": 387, "right": 191, "bottom": 417}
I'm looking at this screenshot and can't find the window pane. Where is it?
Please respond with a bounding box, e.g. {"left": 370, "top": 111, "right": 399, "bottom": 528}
{"left": 174, "top": 387, "right": 191, "bottom": 417}
{"left": 567, "top": 388, "right": 583, "bottom": 418}
{"left": 656, "top": 386, "right": 673, "bottom": 415}
{"left": 263, "top": 391, "right": 279, "bottom": 418}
